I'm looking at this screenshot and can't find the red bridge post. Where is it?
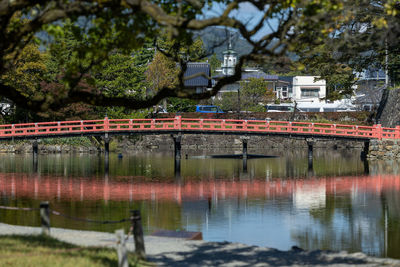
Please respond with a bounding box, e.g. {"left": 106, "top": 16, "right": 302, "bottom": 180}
{"left": 104, "top": 134, "right": 110, "bottom": 174}
{"left": 103, "top": 117, "right": 110, "bottom": 174}
{"left": 174, "top": 116, "right": 182, "bottom": 130}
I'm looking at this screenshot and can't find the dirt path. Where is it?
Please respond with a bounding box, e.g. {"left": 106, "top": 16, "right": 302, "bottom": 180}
{"left": 1, "top": 222, "right": 399, "bottom": 267}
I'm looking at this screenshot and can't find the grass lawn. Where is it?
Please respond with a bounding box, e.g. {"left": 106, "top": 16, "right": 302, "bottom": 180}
{"left": 0, "top": 234, "right": 151, "bottom": 267}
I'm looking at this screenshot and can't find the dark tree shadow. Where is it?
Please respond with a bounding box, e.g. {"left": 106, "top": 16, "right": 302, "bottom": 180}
{"left": 148, "top": 242, "right": 372, "bottom": 267}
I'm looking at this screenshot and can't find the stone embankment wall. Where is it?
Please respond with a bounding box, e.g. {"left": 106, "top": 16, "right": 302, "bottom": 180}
{"left": 0, "top": 143, "right": 99, "bottom": 154}
{"left": 119, "top": 134, "right": 363, "bottom": 151}
{"left": 368, "top": 139, "right": 400, "bottom": 159}
{"left": 379, "top": 88, "right": 400, "bottom": 127}
{"left": 7, "top": 135, "right": 400, "bottom": 157}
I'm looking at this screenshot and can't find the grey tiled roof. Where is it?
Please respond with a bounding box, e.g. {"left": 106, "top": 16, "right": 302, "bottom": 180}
{"left": 213, "top": 71, "right": 279, "bottom": 81}
{"left": 241, "top": 72, "right": 278, "bottom": 80}
{"left": 183, "top": 62, "right": 211, "bottom": 87}
{"left": 278, "top": 76, "right": 294, "bottom": 84}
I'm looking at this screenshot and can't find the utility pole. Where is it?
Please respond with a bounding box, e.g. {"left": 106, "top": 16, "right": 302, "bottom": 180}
{"left": 385, "top": 38, "right": 390, "bottom": 87}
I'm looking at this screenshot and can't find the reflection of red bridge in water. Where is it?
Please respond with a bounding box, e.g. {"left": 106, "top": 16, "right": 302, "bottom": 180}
{"left": 1, "top": 174, "right": 400, "bottom": 203}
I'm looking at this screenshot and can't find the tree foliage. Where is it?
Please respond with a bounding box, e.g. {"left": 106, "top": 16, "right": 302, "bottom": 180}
{"left": 0, "top": 0, "right": 398, "bottom": 116}
{"left": 293, "top": 0, "right": 400, "bottom": 98}
{"left": 209, "top": 54, "right": 222, "bottom": 76}
{"left": 146, "top": 52, "right": 179, "bottom": 96}
{"left": 215, "top": 78, "right": 275, "bottom": 112}
{"left": 239, "top": 78, "right": 275, "bottom": 111}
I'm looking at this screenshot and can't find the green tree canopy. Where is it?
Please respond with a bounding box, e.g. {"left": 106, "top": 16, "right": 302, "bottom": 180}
{"left": 0, "top": 0, "right": 398, "bottom": 115}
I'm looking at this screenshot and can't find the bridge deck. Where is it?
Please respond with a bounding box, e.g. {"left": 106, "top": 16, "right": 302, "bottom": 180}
{"left": 0, "top": 116, "right": 398, "bottom": 141}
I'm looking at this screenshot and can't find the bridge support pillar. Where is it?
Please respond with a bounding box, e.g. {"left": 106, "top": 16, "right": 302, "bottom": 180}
{"left": 33, "top": 140, "right": 38, "bottom": 173}
{"left": 361, "top": 141, "right": 370, "bottom": 159}
{"left": 242, "top": 139, "right": 248, "bottom": 160}
{"left": 361, "top": 141, "right": 370, "bottom": 174}
{"left": 242, "top": 138, "right": 249, "bottom": 173}
{"left": 243, "top": 157, "right": 248, "bottom": 173}
{"left": 104, "top": 133, "right": 110, "bottom": 174}
{"left": 306, "top": 139, "right": 314, "bottom": 173}
{"left": 172, "top": 134, "right": 182, "bottom": 179}
{"left": 240, "top": 137, "right": 250, "bottom": 173}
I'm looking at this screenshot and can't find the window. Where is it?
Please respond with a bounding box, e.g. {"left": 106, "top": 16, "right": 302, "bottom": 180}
{"left": 302, "top": 108, "right": 321, "bottom": 112}
{"left": 266, "top": 105, "right": 294, "bottom": 112}
{"left": 301, "top": 88, "right": 319, "bottom": 98}
{"left": 200, "top": 106, "right": 218, "bottom": 112}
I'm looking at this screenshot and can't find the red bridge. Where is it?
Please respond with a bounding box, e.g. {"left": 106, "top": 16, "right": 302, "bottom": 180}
{"left": 0, "top": 116, "right": 398, "bottom": 140}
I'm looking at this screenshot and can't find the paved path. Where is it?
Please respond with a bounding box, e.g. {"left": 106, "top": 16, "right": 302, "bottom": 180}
{"left": 1, "top": 222, "right": 399, "bottom": 266}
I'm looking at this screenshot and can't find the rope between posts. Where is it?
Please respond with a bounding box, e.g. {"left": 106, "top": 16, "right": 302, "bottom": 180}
{"left": 0, "top": 203, "right": 145, "bottom": 260}
{"left": 50, "top": 209, "right": 130, "bottom": 224}
{"left": 0, "top": 205, "right": 39, "bottom": 211}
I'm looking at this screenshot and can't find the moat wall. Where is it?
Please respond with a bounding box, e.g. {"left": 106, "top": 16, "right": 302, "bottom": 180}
{"left": 2, "top": 135, "right": 399, "bottom": 159}
{"left": 368, "top": 139, "right": 400, "bottom": 159}
{"left": 118, "top": 134, "right": 364, "bottom": 151}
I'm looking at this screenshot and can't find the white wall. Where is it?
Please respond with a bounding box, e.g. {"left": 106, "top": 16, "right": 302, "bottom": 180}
{"left": 292, "top": 76, "right": 326, "bottom": 102}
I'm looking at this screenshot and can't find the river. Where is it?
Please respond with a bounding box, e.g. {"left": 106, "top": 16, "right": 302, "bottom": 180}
{"left": 0, "top": 148, "right": 399, "bottom": 259}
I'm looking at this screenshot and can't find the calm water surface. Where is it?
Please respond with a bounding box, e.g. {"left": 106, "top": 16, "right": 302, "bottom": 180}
{"left": 1, "top": 148, "right": 400, "bottom": 258}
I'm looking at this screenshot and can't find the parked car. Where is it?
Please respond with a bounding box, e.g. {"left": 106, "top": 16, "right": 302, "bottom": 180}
{"left": 195, "top": 105, "right": 224, "bottom": 113}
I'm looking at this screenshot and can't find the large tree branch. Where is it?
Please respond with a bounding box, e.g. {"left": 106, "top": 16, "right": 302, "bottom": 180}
{"left": 0, "top": 0, "right": 317, "bottom": 114}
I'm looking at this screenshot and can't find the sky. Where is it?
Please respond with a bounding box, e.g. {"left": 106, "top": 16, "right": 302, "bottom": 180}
{"left": 202, "top": 2, "right": 278, "bottom": 40}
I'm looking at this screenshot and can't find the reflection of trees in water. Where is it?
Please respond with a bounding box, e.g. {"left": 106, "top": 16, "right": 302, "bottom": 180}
{"left": 0, "top": 197, "right": 183, "bottom": 234}
{"left": 292, "top": 191, "right": 390, "bottom": 257}
{"left": 382, "top": 189, "right": 400, "bottom": 258}
{"left": 0, "top": 149, "right": 366, "bottom": 181}
{"left": 369, "top": 160, "right": 400, "bottom": 176}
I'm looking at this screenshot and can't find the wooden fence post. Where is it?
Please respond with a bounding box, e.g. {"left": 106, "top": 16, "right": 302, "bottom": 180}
{"left": 40, "top": 201, "right": 50, "bottom": 235}
{"left": 115, "top": 229, "right": 129, "bottom": 267}
{"left": 131, "top": 210, "right": 146, "bottom": 260}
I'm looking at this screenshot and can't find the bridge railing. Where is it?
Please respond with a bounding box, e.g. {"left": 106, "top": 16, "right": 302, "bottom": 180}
{"left": 0, "top": 116, "right": 399, "bottom": 140}
{"left": 179, "top": 118, "right": 383, "bottom": 139}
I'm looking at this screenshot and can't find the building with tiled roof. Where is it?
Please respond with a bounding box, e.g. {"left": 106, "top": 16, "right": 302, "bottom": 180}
{"left": 212, "top": 41, "right": 289, "bottom": 97}
{"left": 212, "top": 40, "right": 327, "bottom": 103}
{"left": 183, "top": 62, "right": 212, "bottom": 93}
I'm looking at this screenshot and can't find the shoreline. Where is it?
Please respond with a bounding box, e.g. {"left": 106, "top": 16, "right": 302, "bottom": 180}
{"left": 1, "top": 222, "right": 399, "bottom": 266}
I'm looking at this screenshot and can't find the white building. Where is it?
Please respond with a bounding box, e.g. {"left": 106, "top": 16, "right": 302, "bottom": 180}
{"left": 213, "top": 38, "right": 328, "bottom": 104}
{"left": 213, "top": 40, "right": 282, "bottom": 95}
{"left": 291, "top": 76, "right": 326, "bottom": 102}
{"left": 220, "top": 42, "right": 237, "bottom": 76}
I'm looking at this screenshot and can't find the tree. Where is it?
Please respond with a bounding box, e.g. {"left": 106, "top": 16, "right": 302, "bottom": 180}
{"left": 95, "top": 51, "right": 150, "bottom": 118}
{"left": 214, "top": 92, "right": 238, "bottom": 112}
{"left": 166, "top": 98, "right": 197, "bottom": 113}
{"left": 1, "top": 43, "right": 48, "bottom": 122}
{"left": 215, "top": 78, "right": 275, "bottom": 112}
{"left": 209, "top": 54, "right": 222, "bottom": 76}
{"left": 1, "top": 0, "right": 398, "bottom": 115}
{"left": 239, "top": 78, "right": 275, "bottom": 111}
{"left": 293, "top": 1, "right": 400, "bottom": 98}
{"left": 146, "top": 52, "right": 179, "bottom": 96}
